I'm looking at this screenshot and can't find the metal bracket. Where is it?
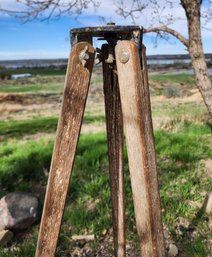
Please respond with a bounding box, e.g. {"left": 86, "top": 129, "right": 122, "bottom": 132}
{"left": 70, "top": 23, "right": 143, "bottom": 65}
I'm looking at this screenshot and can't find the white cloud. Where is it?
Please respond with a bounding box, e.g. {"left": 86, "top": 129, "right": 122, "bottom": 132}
{"left": 0, "top": 0, "right": 24, "bottom": 11}
{"left": 0, "top": 0, "right": 26, "bottom": 19}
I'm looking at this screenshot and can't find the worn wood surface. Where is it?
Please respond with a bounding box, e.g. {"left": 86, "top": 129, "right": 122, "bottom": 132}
{"left": 102, "top": 44, "right": 126, "bottom": 257}
{"left": 35, "top": 42, "right": 95, "bottom": 257}
{"left": 115, "top": 41, "right": 165, "bottom": 257}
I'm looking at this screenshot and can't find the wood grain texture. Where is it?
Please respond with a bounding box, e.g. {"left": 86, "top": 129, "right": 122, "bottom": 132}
{"left": 35, "top": 42, "right": 95, "bottom": 257}
{"left": 115, "top": 41, "right": 165, "bottom": 257}
{"left": 102, "top": 44, "right": 126, "bottom": 257}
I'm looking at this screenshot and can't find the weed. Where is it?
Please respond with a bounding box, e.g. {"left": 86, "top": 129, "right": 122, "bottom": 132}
{"left": 183, "top": 236, "right": 211, "bottom": 257}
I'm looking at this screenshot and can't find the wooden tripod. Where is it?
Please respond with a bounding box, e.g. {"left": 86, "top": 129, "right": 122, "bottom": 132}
{"left": 35, "top": 25, "right": 165, "bottom": 257}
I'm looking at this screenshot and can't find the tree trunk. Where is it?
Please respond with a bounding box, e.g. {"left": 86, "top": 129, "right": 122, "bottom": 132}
{"left": 181, "top": 0, "right": 212, "bottom": 115}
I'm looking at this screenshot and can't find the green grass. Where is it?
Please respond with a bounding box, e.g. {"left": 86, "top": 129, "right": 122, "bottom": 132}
{"left": 183, "top": 236, "right": 211, "bottom": 257}
{"left": 169, "top": 103, "right": 207, "bottom": 117}
{"left": 0, "top": 71, "right": 197, "bottom": 95}
{"left": 0, "top": 83, "right": 63, "bottom": 93}
{"left": 0, "top": 67, "right": 67, "bottom": 77}
{"left": 154, "top": 122, "right": 212, "bottom": 256}
{"left": 0, "top": 114, "right": 105, "bottom": 139}
{"left": 149, "top": 73, "right": 196, "bottom": 85}
{"left": 180, "top": 121, "right": 212, "bottom": 135}
{"left": 0, "top": 78, "right": 103, "bottom": 94}
{"left": 0, "top": 121, "right": 211, "bottom": 256}
{"left": 0, "top": 138, "right": 53, "bottom": 195}
{"left": 152, "top": 102, "right": 207, "bottom": 119}
{"left": 0, "top": 70, "right": 211, "bottom": 255}
{"left": 0, "top": 117, "right": 58, "bottom": 138}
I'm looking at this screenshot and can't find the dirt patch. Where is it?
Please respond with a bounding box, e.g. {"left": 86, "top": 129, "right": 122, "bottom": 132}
{"left": 0, "top": 78, "right": 206, "bottom": 133}
{"left": 81, "top": 123, "right": 105, "bottom": 134}
{"left": 151, "top": 88, "right": 202, "bottom": 104}
{"left": 0, "top": 79, "right": 106, "bottom": 122}
{"left": 0, "top": 92, "right": 62, "bottom": 105}
{"left": 0, "top": 93, "right": 62, "bottom": 120}
{"left": 0, "top": 75, "right": 64, "bottom": 86}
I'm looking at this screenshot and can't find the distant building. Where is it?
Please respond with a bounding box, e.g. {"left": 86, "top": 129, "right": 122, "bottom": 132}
{"left": 11, "top": 73, "right": 32, "bottom": 79}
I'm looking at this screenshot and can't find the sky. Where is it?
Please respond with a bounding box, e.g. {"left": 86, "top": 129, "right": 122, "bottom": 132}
{"left": 0, "top": 0, "right": 212, "bottom": 60}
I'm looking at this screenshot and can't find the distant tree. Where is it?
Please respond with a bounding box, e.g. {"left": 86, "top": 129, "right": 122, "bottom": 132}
{"left": 1, "top": 0, "right": 212, "bottom": 115}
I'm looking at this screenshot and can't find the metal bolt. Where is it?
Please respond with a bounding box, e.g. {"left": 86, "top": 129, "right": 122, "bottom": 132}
{"left": 119, "top": 49, "right": 130, "bottom": 64}
{"left": 105, "top": 53, "right": 115, "bottom": 64}
{"left": 79, "top": 46, "right": 89, "bottom": 67}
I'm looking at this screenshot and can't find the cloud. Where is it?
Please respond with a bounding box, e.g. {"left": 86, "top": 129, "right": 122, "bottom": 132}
{"left": 0, "top": 0, "right": 25, "bottom": 19}
{"left": 0, "top": 0, "right": 24, "bottom": 11}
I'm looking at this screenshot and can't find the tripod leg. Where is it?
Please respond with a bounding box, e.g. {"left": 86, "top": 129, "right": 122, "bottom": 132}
{"left": 115, "top": 41, "right": 165, "bottom": 257}
{"left": 102, "top": 44, "right": 125, "bottom": 257}
{"left": 35, "top": 42, "right": 95, "bottom": 257}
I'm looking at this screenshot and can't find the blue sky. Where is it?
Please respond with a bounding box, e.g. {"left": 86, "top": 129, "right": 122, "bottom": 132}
{"left": 0, "top": 0, "right": 212, "bottom": 60}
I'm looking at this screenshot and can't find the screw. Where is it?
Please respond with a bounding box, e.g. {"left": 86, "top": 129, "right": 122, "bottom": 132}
{"left": 119, "top": 49, "right": 130, "bottom": 64}
{"left": 79, "top": 46, "right": 89, "bottom": 67}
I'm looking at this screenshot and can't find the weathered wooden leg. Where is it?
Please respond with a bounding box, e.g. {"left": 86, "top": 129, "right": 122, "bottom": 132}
{"left": 102, "top": 44, "right": 125, "bottom": 257}
{"left": 115, "top": 41, "right": 165, "bottom": 257}
{"left": 35, "top": 42, "right": 95, "bottom": 257}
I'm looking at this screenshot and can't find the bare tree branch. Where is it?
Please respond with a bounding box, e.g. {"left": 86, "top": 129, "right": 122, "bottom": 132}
{"left": 0, "top": 0, "right": 100, "bottom": 22}
{"left": 143, "top": 26, "right": 189, "bottom": 47}
{"left": 115, "top": 0, "right": 148, "bottom": 24}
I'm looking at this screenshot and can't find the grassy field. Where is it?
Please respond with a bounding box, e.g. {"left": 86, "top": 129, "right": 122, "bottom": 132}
{"left": 149, "top": 73, "right": 196, "bottom": 85}
{"left": 0, "top": 68, "right": 211, "bottom": 256}
{"left": 0, "top": 67, "right": 67, "bottom": 77}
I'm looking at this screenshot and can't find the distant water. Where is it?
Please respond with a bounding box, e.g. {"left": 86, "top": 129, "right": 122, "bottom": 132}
{"left": 147, "top": 58, "right": 212, "bottom": 75}
{"left": 147, "top": 59, "right": 191, "bottom": 65}
{"left": 162, "top": 68, "right": 212, "bottom": 75}
{"left": 4, "top": 62, "right": 67, "bottom": 69}
{"left": 1, "top": 58, "right": 211, "bottom": 75}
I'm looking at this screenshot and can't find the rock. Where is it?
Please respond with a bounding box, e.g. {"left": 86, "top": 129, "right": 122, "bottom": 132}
{"left": 202, "top": 192, "right": 212, "bottom": 214}
{"left": 71, "top": 234, "right": 95, "bottom": 242}
{"left": 0, "top": 192, "right": 41, "bottom": 231}
{"left": 102, "top": 228, "right": 107, "bottom": 236}
{"left": 168, "top": 243, "right": 178, "bottom": 256}
{"left": 0, "top": 230, "right": 13, "bottom": 247}
{"left": 176, "top": 217, "right": 190, "bottom": 228}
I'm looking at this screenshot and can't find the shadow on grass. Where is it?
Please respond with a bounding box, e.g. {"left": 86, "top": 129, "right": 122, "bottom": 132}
{"left": 0, "top": 139, "right": 53, "bottom": 197}
{"left": 0, "top": 117, "right": 58, "bottom": 138}
{"left": 0, "top": 115, "right": 105, "bottom": 139}
{"left": 155, "top": 123, "right": 211, "bottom": 256}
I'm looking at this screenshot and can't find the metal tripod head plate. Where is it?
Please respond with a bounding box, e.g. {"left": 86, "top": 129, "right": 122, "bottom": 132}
{"left": 71, "top": 25, "right": 143, "bottom": 47}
